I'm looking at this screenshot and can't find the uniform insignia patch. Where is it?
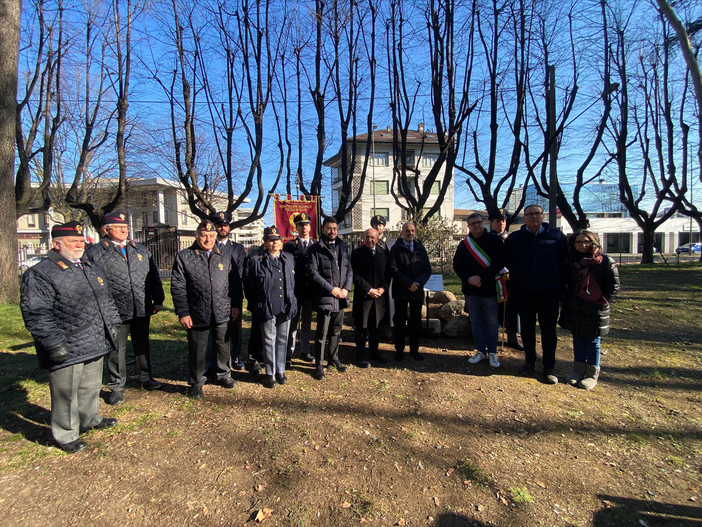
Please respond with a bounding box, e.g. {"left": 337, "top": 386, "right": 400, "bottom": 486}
{"left": 76, "top": 225, "right": 83, "bottom": 234}
{"left": 57, "top": 261, "right": 69, "bottom": 270}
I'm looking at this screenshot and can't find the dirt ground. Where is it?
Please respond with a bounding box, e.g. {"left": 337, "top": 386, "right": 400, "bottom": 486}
{"left": 1, "top": 265, "right": 700, "bottom": 527}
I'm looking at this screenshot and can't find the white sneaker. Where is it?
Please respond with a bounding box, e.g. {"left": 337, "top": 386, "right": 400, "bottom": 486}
{"left": 488, "top": 353, "right": 501, "bottom": 368}
{"left": 468, "top": 351, "right": 486, "bottom": 364}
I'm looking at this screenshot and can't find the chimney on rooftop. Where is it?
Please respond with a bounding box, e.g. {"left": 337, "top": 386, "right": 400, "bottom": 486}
{"left": 418, "top": 122, "right": 424, "bottom": 133}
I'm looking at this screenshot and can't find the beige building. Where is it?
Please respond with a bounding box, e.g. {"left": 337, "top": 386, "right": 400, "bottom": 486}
{"left": 323, "top": 124, "right": 455, "bottom": 238}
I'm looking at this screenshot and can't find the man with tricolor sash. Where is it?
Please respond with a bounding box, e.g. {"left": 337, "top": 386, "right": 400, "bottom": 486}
{"left": 453, "top": 212, "right": 505, "bottom": 368}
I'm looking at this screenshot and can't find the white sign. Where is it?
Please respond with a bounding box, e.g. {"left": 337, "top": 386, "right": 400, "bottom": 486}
{"left": 424, "top": 274, "right": 444, "bottom": 292}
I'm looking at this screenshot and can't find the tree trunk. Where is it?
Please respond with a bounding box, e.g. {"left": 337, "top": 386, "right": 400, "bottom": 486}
{"left": 640, "top": 228, "right": 654, "bottom": 264}
{"left": 0, "top": 0, "right": 21, "bottom": 304}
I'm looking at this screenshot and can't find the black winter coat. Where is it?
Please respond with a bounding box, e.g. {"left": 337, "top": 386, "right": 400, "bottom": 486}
{"left": 453, "top": 231, "right": 504, "bottom": 298}
{"left": 217, "top": 239, "right": 246, "bottom": 308}
{"left": 244, "top": 251, "right": 298, "bottom": 322}
{"left": 390, "top": 240, "right": 432, "bottom": 301}
{"left": 351, "top": 244, "right": 392, "bottom": 327}
{"left": 283, "top": 237, "right": 316, "bottom": 299}
{"left": 504, "top": 223, "right": 568, "bottom": 294}
{"left": 558, "top": 254, "right": 620, "bottom": 337}
{"left": 171, "top": 244, "right": 241, "bottom": 327}
{"left": 84, "top": 238, "right": 165, "bottom": 321}
{"left": 20, "top": 250, "right": 121, "bottom": 371}
{"left": 307, "top": 238, "right": 354, "bottom": 312}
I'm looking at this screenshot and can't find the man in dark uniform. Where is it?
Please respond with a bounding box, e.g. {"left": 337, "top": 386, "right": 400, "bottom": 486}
{"left": 84, "top": 211, "right": 165, "bottom": 405}
{"left": 351, "top": 228, "right": 391, "bottom": 367}
{"left": 371, "top": 214, "right": 395, "bottom": 251}
{"left": 244, "top": 227, "right": 297, "bottom": 388}
{"left": 283, "top": 213, "right": 316, "bottom": 364}
{"left": 307, "top": 216, "right": 353, "bottom": 380}
{"left": 505, "top": 204, "right": 568, "bottom": 384}
{"left": 210, "top": 211, "right": 247, "bottom": 371}
{"left": 453, "top": 212, "right": 504, "bottom": 368}
{"left": 21, "top": 221, "right": 121, "bottom": 453}
{"left": 489, "top": 209, "right": 523, "bottom": 351}
{"left": 171, "top": 220, "right": 241, "bottom": 399}
{"left": 391, "top": 222, "right": 432, "bottom": 361}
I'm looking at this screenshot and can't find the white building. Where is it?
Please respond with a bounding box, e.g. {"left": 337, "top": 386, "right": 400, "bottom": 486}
{"left": 323, "top": 124, "right": 454, "bottom": 237}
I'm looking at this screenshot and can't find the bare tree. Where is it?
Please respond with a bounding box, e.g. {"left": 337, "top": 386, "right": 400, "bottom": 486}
{"left": 0, "top": 0, "right": 21, "bottom": 304}
{"left": 15, "top": 0, "right": 65, "bottom": 218}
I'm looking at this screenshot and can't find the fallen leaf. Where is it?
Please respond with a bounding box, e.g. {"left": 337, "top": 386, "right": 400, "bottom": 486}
{"left": 254, "top": 508, "right": 273, "bottom": 523}
{"left": 254, "top": 482, "right": 268, "bottom": 492}
{"left": 341, "top": 501, "right": 351, "bottom": 508}
{"left": 535, "top": 481, "right": 546, "bottom": 488}
{"left": 394, "top": 462, "right": 403, "bottom": 473}
{"left": 395, "top": 520, "right": 406, "bottom": 526}
{"left": 433, "top": 497, "right": 441, "bottom": 506}
{"left": 446, "top": 468, "right": 454, "bottom": 476}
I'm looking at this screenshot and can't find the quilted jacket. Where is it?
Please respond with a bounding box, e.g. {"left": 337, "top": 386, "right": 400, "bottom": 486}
{"left": 84, "top": 238, "right": 165, "bottom": 321}
{"left": 216, "top": 239, "right": 246, "bottom": 308}
{"left": 307, "top": 238, "right": 353, "bottom": 312}
{"left": 171, "top": 244, "right": 241, "bottom": 327}
{"left": 20, "top": 250, "right": 121, "bottom": 371}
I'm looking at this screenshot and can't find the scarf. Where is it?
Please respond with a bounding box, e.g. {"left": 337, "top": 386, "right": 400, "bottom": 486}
{"left": 569, "top": 247, "right": 608, "bottom": 306}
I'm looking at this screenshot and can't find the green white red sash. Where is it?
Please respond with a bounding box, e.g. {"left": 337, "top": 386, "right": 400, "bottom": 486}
{"left": 463, "top": 236, "right": 508, "bottom": 303}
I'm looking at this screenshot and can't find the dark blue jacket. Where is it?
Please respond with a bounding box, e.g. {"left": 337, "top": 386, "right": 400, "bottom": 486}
{"left": 390, "top": 239, "right": 432, "bottom": 301}
{"left": 307, "top": 237, "right": 354, "bottom": 312}
{"left": 171, "top": 244, "right": 241, "bottom": 327}
{"left": 453, "top": 230, "right": 504, "bottom": 297}
{"left": 283, "top": 237, "right": 316, "bottom": 299}
{"left": 504, "top": 223, "right": 568, "bottom": 294}
{"left": 84, "top": 238, "right": 165, "bottom": 320}
{"left": 20, "top": 250, "right": 121, "bottom": 371}
{"left": 244, "top": 251, "right": 297, "bottom": 322}
{"left": 216, "top": 239, "right": 246, "bottom": 308}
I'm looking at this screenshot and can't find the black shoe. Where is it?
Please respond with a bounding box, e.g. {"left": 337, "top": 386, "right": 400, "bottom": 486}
{"left": 356, "top": 361, "right": 371, "bottom": 368}
{"left": 60, "top": 438, "right": 87, "bottom": 454}
{"left": 543, "top": 369, "right": 559, "bottom": 385}
{"left": 248, "top": 361, "right": 262, "bottom": 375}
{"left": 80, "top": 417, "right": 118, "bottom": 433}
{"left": 262, "top": 375, "right": 277, "bottom": 389}
{"left": 232, "top": 359, "right": 246, "bottom": 371}
{"left": 299, "top": 352, "right": 315, "bottom": 362}
{"left": 410, "top": 351, "right": 424, "bottom": 361}
{"left": 370, "top": 353, "right": 388, "bottom": 364}
{"left": 141, "top": 379, "right": 162, "bottom": 391}
{"left": 394, "top": 351, "right": 404, "bottom": 362}
{"left": 519, "top": 363, "right": 536, "bottom": 376}
{"left": 219, "top": 376, "right": 237, "bottom": 389}
{"left": 107, "top": 390, "right": 124, "bottom": 405}
{"left": 275, "top": 373, "right": 288, "bottom": 385}
{"left": 313, "top": 368, "right": 326, "bottom": 380}
{"left": 508, "top": 340, "right": 525, "bottom": 351}
{"left": 189, "top": 385, "right": 203, "bottom": 399}
{"left": 329, "top": 360, "right": 347, "bottom": 373}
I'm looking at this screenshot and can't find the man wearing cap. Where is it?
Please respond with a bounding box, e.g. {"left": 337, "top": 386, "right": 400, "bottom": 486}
{"left": 171, "top": 220, "right": 242, "bottom": 399}
{"left": 210, "top": 211, "right": 247, "bottom": 371}
{"left": 351, "top": 228, "right": 391, "bottom": 367}
{"left": 370, "top": 215, "right": 395, "bottom": 251}
{"left": 453, "top": 212, "right": 504, "bottom": 368}
{"left": 244, "top": 227, "right": 297, "bottom": 388}
{"left": 20, "top": 221, "right": 122, "bottom": 453}
{"left": 390, "top": 222, "right": 432, "bottom": 361}
{"left": 84, "top": 211, "right": 165, "bottom": 405}
{"left": 307, "top": 216, "right": 353, "bottom": 380}
{"left": 489, "top": 209, "right": 523, "bottom": 351}
{"left": 283, "top": 212, "right": 316, "bottom": 363}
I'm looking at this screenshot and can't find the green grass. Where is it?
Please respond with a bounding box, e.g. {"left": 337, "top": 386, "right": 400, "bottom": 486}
{"left": 509, "top": 486, "right": 534, "bottom": 504}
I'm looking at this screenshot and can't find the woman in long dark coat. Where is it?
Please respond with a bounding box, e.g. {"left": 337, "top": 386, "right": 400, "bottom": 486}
{"left": 559, "top": 230, "right": 620, "bottom": 390}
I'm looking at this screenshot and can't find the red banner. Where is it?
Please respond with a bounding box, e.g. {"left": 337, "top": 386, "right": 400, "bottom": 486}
{"left": 273, "top": 195, "right": 319, "bottom": 242}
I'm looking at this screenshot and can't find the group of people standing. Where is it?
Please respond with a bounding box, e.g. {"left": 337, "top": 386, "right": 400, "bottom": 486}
{"left": 19, "top": 203, "right": 618, "bottom": 453}
{"left": 455, "top": 204, "right": 620, "bottom": 391}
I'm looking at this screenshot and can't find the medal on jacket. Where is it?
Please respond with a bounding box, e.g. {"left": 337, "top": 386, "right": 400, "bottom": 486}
{"left": 218, "top": 263, "right": 224, "bottom": 271}
{"left": 137, "top": 254, "right": 143, "bottom": 261}
{"left": 97, "top": 277, "right": 104, "bottom": 286}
